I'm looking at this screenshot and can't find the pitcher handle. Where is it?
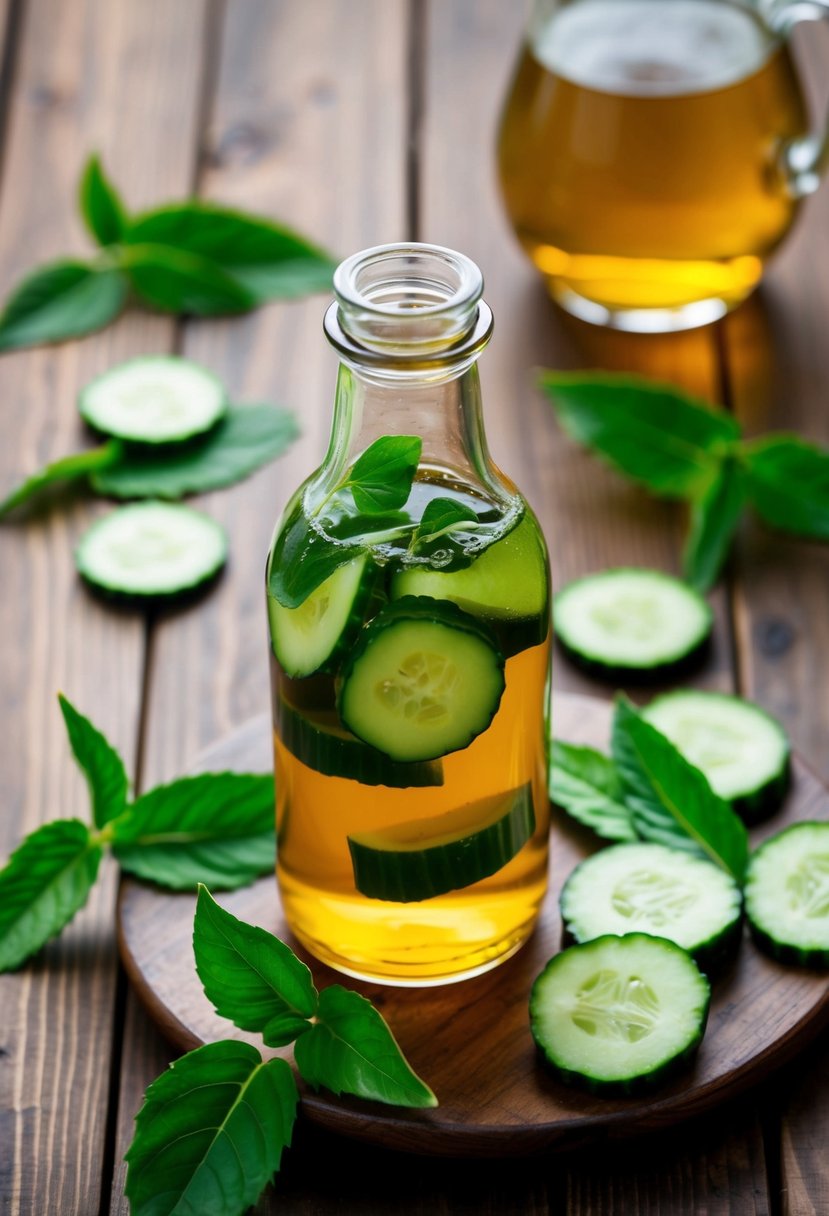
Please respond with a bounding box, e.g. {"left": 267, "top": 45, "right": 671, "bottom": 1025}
{"left": 768, "top": 0, "right": 829, "bottom": 197}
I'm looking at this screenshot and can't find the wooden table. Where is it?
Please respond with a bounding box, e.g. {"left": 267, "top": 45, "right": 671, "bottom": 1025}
{"left": 0, "top": 2, "right": 827, "bottom": 1212}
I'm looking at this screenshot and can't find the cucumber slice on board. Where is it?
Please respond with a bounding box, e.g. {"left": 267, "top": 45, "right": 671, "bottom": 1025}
{"left": 338, "top": 596, "right": 506, "bottom": 762}
{"left": 278, "top": 700, "right": 443, "bottom": 788}
{"left": 268, "top": 554, "right": 370, "bottom": 678}
{"left": 76, "top": 502, "right": 227, "bottom": 600}
{"left": 642, "top": 691, "right": 790, "bottom": 824}
{"left": 560, "top": 842, "right": 742, "bottom": 970}
{"left": 555, "top": 568, "right": 713, "bottom": 683}
{"left": 79, "top": 356, "right": 227, "bottom": 444}
{"left": 745, "top": 822, "right": 829, "bottom": 967}
{"left": 348, "top": 783, "right": 534, "bottom": 902}
{"left": 530, "top": 934, "right": 711, "bottom": 1095}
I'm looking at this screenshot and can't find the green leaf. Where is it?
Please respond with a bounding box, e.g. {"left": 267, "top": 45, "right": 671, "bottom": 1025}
{"left": 549, "top": 740, "right": 636, "bottom": 842}
{"left": 346, "top": 435, "right": 422, "bottom": 513}
{"left": 612, "top": 696, "right": 748, "bottom": 882}
{"left": 294, "top": 984, "right": 437, "bottom": 1108}
{"left": 0, "top": 441, "right": 120, "bottom": 518}
{"left": 112, "top": 773, "right": 275, "bottom": 890}
{"left": 120, "top": 243, "right": 257, "bottom": 315}
{"left": 0, "top": 261, "right": 127, "bottom": 353}
{"left": 743, "top": 435, "right": 829, "bottom": 540}
{"left": 125, "top": 1040, "right": 297, "bottom": 1216}
{"left": 267, "top": 501, "right": 362, "bottom": 609}
{"left": 90, "top": 404, "right": 298, "bottom": 500}
{"left": 124, "top": 203, "right": 337, "bottom": 300}
{"left": 79, "top": 155, "right": 127, "bottom": 247}
{"left": 58, "top": 693, "right": 129, "bottom": 828}
{"left": 683, "top": 457, "right": 746, "bottom": 592}
{"left": 410, "top": 496, "right": 478, "bottom": 552}
{"left": 0, "top": 820, "right": 102, "bottom": 971}
{"left": 539, "top": 372, "right": 740, "bottom": 499}
{"left": 193, "top": 886, "right": 317, "bottom": 1046}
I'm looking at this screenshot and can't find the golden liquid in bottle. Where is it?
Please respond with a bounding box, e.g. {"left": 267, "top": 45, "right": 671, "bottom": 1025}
{"left": 497, "top": 0, "right": 808, "bottom": 323}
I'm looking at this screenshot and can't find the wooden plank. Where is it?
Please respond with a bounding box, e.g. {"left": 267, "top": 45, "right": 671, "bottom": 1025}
{"left": 107, "top": 2, "right": 410, "bottom": 1211}
{"left": 0, "top": 1, "right": 209, "bottom": 1212}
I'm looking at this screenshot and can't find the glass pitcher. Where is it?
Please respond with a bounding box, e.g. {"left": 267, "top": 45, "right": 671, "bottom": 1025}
{"left": 265, "top": 244, "right": 551, "bottom": 986}
{"left": 497, "top": 0, "right": 829, "bottom": 331}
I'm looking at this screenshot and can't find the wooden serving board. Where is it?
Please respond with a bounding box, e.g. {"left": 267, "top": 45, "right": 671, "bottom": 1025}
{"left": 118, "top": 691, "right": 829, "bottom": 1156}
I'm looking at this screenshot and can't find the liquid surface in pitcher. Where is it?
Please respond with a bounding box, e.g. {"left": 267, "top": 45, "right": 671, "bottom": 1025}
{"left": 498, "top": 0, "right": 809, "bottom": 323}
{"left": 269, "top": 474, "right": 550, "bottom": 985}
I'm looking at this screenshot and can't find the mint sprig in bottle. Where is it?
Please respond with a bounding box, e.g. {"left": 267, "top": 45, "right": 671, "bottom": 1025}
{"left": 266, "top": 243, "right": 551, "bottom": 984}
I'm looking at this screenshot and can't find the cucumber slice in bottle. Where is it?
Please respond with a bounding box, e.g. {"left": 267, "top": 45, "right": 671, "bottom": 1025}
{"left": 338, "top": 596, "right": 506, "bottom": 762}
{"left": 278, "top": 699, "right": 443, "bottom": 788}
{"left": 745, "top": 822, "right": 829, "bottom": 967}
{"left": 530, "top": 934, "right": 711, "bottom": 1095}
{"left": 79, "top": 356, "right": 227, "bottom": 444}
{"left": 642, "top": 691, "right": 790, "bottom": 824}
{"left": 348, "top": 783, "right": 534, "bottom": 902}
{"left": 555, "top": 568, "right": 713, "bottom": 682}
{"left": 76, "top": 502, "right": 227, "bottom": 600}
{"left": 268, "top": 554, "right": 370, "bottom": 678}
{"left": 560, "top": 842, "right": 742, "bottom": 970}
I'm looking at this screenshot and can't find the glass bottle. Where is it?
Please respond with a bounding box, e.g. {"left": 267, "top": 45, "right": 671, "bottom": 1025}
{"left": 265, "top": 243, "right": 551, "bottom": 986}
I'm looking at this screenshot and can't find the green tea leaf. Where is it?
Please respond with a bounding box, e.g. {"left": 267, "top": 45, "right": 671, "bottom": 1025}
{"left": 79, "top": 155, "right": 127, "bottom": 247}
{"left": 346, "top": 435, "right": 422, "bottom": 513}
{"left": 194, "top": 886, "right": 317, "bottom": 1046}
{"left": 124, "top": 203, "right": 337, "bottom": 300}
{"left": 0, "top": 820, "right": 102, "bottom": 971}
{"left": 0, "top": 261, "right": 127, "bottom": 353}
{"left": 744, "top": 435, "right": 829, "bottom": 540}
{"left": 267, "top": 501, "right": 362, "bottom": 609}
{"left": 125, "top": 1040, "right": 297, "bottom": 1216}
{"left": 410, "top": 496, "right": 478, "bottom": 552}
{"left": 91, "top": 404, "right": 298, "bottom": 499}
{"left": 612, "top": 696, "right": 748, "bottom": 882}
{"left": 58, "top": 693, "right": 129, "bottom": 828}
{"left": 539, "top": 372, "right": 739, "bottom": 498}
{"left": 112, "top": 773, "right": 275, "bottom": 890}
{"left": 294, "top": 984, "right": 437, "bottom": 1108}
{"left": 121, "top": 242, "right": 256, "bottom": 315}
{"left": 549, "top": 740, "right": 635, "bottom": 842}
{"left": 683, "top": 458, "right": 746, "bottom": 592}
{"left": 0, "top": 441, "right": 120, "bottom": 518}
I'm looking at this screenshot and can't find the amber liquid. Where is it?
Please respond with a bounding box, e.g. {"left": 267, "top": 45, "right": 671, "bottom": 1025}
{"left": 497, "top": 0, "right": 808, "bottom": 323}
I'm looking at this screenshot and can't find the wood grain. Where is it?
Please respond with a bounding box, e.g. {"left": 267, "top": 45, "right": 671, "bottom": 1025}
{"left": 0, "top": 1, "right": 209, "bottom": 1212}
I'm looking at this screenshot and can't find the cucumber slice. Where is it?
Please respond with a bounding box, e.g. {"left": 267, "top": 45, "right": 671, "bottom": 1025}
{"left": 79, "top": 356, "right": 227, "bottom": 444}
{"left": 745, "top": 822, "right": 829, "bottom": 967}
{"left": 268, "top": 554, "right": 370, "bottom": 678}
{"left": 348, "top": 783, "right": 534, "bottom": 902}
{"left": 338, "top": 596, "right": 506, "bottom": 762}
{"left": 642, "top": 691, "right": 790, "bottom": 824}
{"left": 555, "top": 568, "right": 713, "bottom": 682}
{"left": 391, "top": 511, "right": 549, "bottom": 657}
{"left": 560, "top": 843, "right": 742, "bottom": 970}
{"left": 76, "top": 502, "right": 227, "bottom": 599}
{"left": 278, "top": 699, "right": 443, "bottom": 788}
{"left": 530, "top": 934, "right": 711, "bottom": 1094}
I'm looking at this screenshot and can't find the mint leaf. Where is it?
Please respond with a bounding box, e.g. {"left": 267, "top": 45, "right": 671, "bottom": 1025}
{"left": 539, "top": 372, "right": 739, "bottom": 499}
{"left": 410, "top": 497, "right": 478, "bottom": 552}
{"left": 0, "top": 261, "right": 127, "bottom": 353}
{"left": 194, "top": 886, "right": 317, "bottom": 1046}
{"left": 124, "top": 203, "right": 337, "bottom": 300}
{"left": 91, "top": 404, "right": 298, "bottom": 500}
{"left": 58, "top": 693, "right": 129, "bottom": 828}
{"left": 112, "top": 773, "right": 275, "bottom": 890}
{"left": 294, "top": 984, "right": 437, "bottom": 1108}
{"left": 549, "top": 740, "right": 635, "bottom": 842}
{"left": 267, "top": 502, "right": 362, "bottom": 609}
{"left": 0, "top": 820, "right": 103, "bottom": 971}
{"left": 125, "top": 1040, "right": 297, "bottom": 1216}
{"left": 744, "top": 435, "right": 829, "bottom": 540}
{"left": 121, "top": 243, "right": 256, "bottom": 315}
{"left": 683, "top": 457, "right": 746, "bottom": 592}
{"left": 612, "top": 697, "right": 748, "bottom": 882}
{"left": 346, "top": 435, "right": 422, "bottom": 513}
{"left": 0, "top": 441, "right": 120, "bottom": 518}
{"left": 79, "top": 155, "right": 127, "bottom": 247}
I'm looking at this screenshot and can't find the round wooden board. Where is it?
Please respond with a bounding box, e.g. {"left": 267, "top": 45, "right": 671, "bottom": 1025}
{"left": 118, "top": 691, "right": 829, "bottom": 1156}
